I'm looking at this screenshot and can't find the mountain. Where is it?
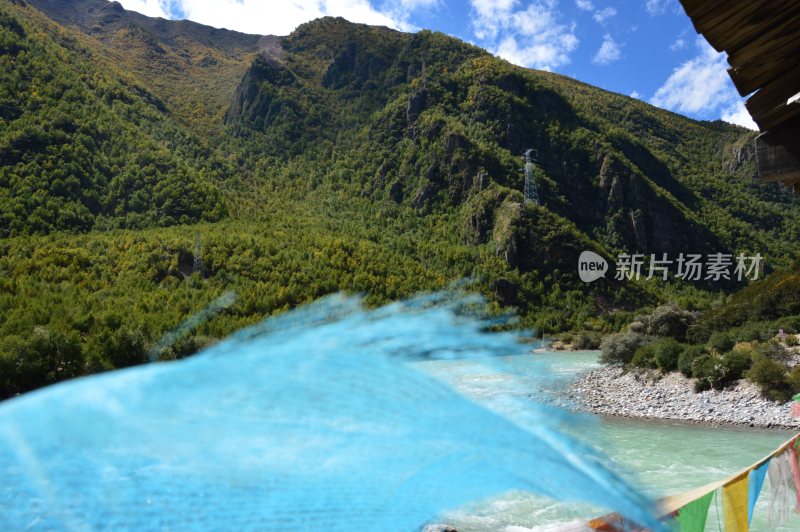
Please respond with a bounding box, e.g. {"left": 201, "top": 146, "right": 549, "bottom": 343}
{"left": 0, "top": 0, "right": 229, "bottom": 233}
{"left": 27, "top": 0, "right": 271, "bottom": 127}
{"left": 1, "top": 0, "right": 799, "bottom": 397}
{"left": 225, "top": 16, "right": 800, "bottom": 262}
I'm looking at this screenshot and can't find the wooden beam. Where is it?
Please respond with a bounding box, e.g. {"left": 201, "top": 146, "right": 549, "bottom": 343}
{"left": 759, "top": 169, "right": 800, "bottom": 186}
{"left": 757, "top": 116, "right": 800, "bottom": 149}
{"left": 751, "top": 100, "right": 800, "bottom": 132}
{"left": 678, "top": 0, "right": 717, "bottom": 20}
{"left": 755, "top": 118, "right": 800, "bottom": 182}
{"left": 679, "top": 0, "right": 800, "bottom": 134}
{"left": 727, "top": 7, "right": 800, "bottom": 66}
{"left": 685, "top": 1, "right": 750, "bottom": 48}
{"left": 683, "top": 0, "right": 800, "bottom": 67}
{"left": 728, "top": 65, "right": 797, "bottom": 101}
{"left": 745, "top": 67, "right": 800, "bottom": 122}
{"left": 782, "top": 172, "right": 800, "bottom": 187}
{"left": 727, "top": 26, "right": 800, "bottom": 97}
{"left": 698, "top": 0, "right": 782, "bottom": 52}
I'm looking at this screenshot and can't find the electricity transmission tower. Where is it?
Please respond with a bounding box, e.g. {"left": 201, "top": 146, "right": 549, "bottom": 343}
{"left": 523, "top": 148, "right": 540, "bottom": 205}
{"left": 193, "top": 232, "right": 204, "bottom": 277}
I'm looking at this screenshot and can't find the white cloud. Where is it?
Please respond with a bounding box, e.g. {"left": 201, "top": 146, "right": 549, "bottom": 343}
{"left": 397, "top": 0, "right": 440, "bottom": 8}
{"left": 721, "top": 102, "right": 758, "bottom": 130}
{"left": 650, "top": 37, "right": 757, "bottom": 130}
{"left": 118, "top": 0, "right": 169, "bottom": 18}
{"left": 384, "top": 0, "right": 440, "bottom": 27}
{"left": 650, "top": 38, "right": 729, "bottom": 113}
{"left": 645, "top": 0, "right": 682, "bottom": 16}
{"left": 470, "top": 0, "right": 522, "bottom": 40}
{"left": 669, "top": 38, "right": 685, "bottom": 51}
{"left": 117, "top": 0, "right": 425, "bottom": 35}
{"left": 645, "top": 0, "right": 668, "bottom": 15}
{"left": 593, "top": 7, "right": 616, "bottom": 23}
{"left": 574, "top": 1, "right": 615, "bottom": 25}
{"left": 470, "top": 0, "right": 580, "bottom": 70}
{"left": 592, "top": 33, "right": 620, "bottom": 65}
{"left": 629, "top": 90, "right": 641, "bottom": 99}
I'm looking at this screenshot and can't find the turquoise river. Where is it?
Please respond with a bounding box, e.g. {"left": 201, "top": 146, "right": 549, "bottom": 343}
{"left": 420, "top": 350, "right": 800, "bottom": 531}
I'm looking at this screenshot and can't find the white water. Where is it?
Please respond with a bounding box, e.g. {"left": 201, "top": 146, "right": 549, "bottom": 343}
{"left": 419, "top": 350, "right": 800, "bottom": 531}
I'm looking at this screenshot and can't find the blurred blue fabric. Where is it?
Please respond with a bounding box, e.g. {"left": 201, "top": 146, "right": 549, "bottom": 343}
{"left": 0, "top": 293, "right": 661, "bottom": 530}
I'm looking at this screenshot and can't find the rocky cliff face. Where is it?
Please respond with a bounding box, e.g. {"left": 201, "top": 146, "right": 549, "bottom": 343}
{"left": 219, "top": 16, "right": 792, "bottom": 274}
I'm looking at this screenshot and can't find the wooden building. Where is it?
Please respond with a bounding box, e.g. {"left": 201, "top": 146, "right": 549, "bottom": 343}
{"left": 679, "top": 0, "right": 800, "bottom": 190}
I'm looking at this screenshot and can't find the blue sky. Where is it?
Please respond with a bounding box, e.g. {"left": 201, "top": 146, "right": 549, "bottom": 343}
{"left": 118, "top": 0, "right": 756, "bottom": 129}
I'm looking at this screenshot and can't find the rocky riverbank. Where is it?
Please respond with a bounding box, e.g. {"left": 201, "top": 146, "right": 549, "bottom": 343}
{"left": 568, "top": 366, "right": 800, "bottom": 429}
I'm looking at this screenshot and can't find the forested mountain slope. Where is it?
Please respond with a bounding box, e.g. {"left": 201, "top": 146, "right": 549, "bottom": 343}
{"left": 0, "top": 1, "right": 227, "bottom": 233}
{"left": 1, "top": 0, "right": 799, "bottom": 397}
{"left": 27, "top": 0, "right": 270, "bottom": 127}
{"left": 223, "top": 16, "right": 799, "bottom": 267}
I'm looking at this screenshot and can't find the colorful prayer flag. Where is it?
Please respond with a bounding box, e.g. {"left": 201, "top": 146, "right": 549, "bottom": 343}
{"left": 722, "top": 473, "right": 749, "bottom": 531}
{"left": 789, "top": 446, "right": 800, "bottom": 512}
{"left": 676, "top": 490, "right": 714, "bottom": 532}
{"left": 767, "top": 451, "right": 793, "bottom": 527}
{"left": 748, "top": 460, "right": 769, "bottom": 525}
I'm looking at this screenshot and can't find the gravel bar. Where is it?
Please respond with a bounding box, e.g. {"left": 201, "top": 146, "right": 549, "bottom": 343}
{"left": 567, "top": 366, "right": 800, "bottom": 430}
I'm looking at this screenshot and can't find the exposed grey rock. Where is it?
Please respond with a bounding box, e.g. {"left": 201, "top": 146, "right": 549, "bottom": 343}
{"left": 568, "top": 366, "right": 800, "bottom": 430}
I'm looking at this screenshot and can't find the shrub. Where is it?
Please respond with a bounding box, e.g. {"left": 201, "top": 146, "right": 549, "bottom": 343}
{"left": 720, "top": 350, "right": 752, "bottom": 383}
{"left": 597, "top": 311, "right": 635, "bottom": 333}
{"left": 686, "top": 322, "right": 712, "bottom": 344}
{"left": 624, "top": 336, "right": 685, "bottom": 371}
{"left": 728, "top": 323, "right": 771, "bottom": 343}
{"left": 654, "top": 338, "right": 684, "bottom": 372}
{"left": 775, "top": 316, "right": 800, "bottom": 334}
{"left": 600, "top": 332, "right": 647, "bottom": 365}
{"left": 708, "top": 331, "right": 735, "bottom": 353}
{"left": 756, "top": 340, "right": 790, "bottom": 362}
{"left": 646, "top": 304, "right": 696, "bottom": 340}
{"left": 634, "top": 304, "right": 695, "bottom": 341}
{"left": 694, "top": 379, "right": 711, "bottom": 392}
{"left": 732, "top": 341, "right": 756, "bottom": 354}
{"left": 691, "top": 353, "right": 725, "bottom": 390}
{"left": 786, "top": 335, "right": 799, "bottom": 347}
{"left": 632, "top": 343, "right": 657, "bottom": 369}
{"left": 652, "top": 337, "right": 683, "bottom": 372}
{"left": 747, "top": 358, "right": 791, "bottom": 402}
{"left": 583, "top": 318, "right": 609, "bottom": 333}
{"left": 628, "top": 321, "right": 646, "bottom": 334}
{"left": 787, "top": 367, "right": 800, "bottom": 395}
{"left": 572, "top": 331, "right": 602, "bottom": 350}
{"left": 678, "top": 344, "right": 706, "bottom": 377}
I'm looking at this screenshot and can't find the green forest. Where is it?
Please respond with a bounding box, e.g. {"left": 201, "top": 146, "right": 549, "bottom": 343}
{"left": 1, "top": 0, "right": 799, "bottom": 399}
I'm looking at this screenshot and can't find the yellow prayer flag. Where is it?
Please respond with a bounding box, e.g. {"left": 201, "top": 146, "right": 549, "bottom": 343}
{"left": 722, "top": 473, "right": 749, "bottom": 532}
